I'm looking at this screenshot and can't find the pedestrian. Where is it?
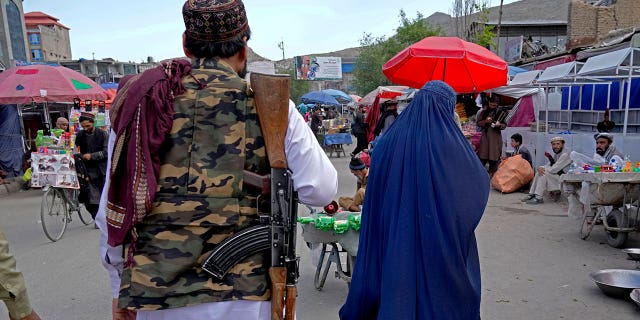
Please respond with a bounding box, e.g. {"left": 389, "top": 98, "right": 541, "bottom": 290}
{"left": 373, "top": 101, "right": 398, "bottom": 137}
{"left": 99, "top": 1, "right": 337, "bottom": 319}
{"left": 54, "top": 117, "right": 69, "bottom": 131}
{"left": 350, "top": 105, "right": 368, "bottom": 157}
{"left": 340, "top": 81, "right": 489, "bottom": 320}
{"left": 74, "top": 113, "right": 108, "bottom": 219}
{"left": 0, "top": 229, "right": 41, "bottom": 320}
{"left": 477, "top": 94, "right": 506, "bottom": 177}
{"left": 338, "top": 158, "right": 369, "bottom": 212}
{"left": 311, "top": 106, "right": 324, "bottom": 136}
{"left": 521, "top": 136, "right": 571, "bottom": 205}
{"left": 505, "top": 133, "right": 532, "bottom": 167}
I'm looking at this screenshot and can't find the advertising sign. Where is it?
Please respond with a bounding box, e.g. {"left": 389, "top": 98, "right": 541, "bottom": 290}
{"left": 295, "top": 56, "right": 342, "bottom": 80}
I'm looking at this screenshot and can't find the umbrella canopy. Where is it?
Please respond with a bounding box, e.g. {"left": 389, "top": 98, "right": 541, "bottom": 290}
{"left": 349, "top": 94, "right": 362, "bottom": 103}
{"left": 382, "top": 36, "right": 508, "bottom": 93}
{"left": 0, "top": 65, "right": 108, "bottom": 104}
{"left": 322, "top": 89, "right": 352, "bottom": 103}
{"left": 301, "top": 91, "right": 340, "bottom": 106}
{"left": 359, "top": 86, "right": 408, "bottom": 106}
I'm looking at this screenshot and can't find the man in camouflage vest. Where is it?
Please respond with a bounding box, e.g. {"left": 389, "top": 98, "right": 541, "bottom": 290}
{"left": 98, "top": 1, "right": 338, "bottom": 319}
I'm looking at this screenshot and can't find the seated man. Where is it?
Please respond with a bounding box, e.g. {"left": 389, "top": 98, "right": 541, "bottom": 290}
{"left": 505, "top": 133, "right": 532, "bottom": 167}
{"left": 339, "top": 158, "right": 368, "bottom": 212}
{"left": 565, "top": 133, "right": 624, "bottom": 219}
{"left": 593, "top": 132, "right": 623, "bottom": 164}
{"left": 522, "top": 136, "right": 571, "bottom": 204}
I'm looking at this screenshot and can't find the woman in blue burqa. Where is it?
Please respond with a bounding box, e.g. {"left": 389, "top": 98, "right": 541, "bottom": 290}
{"left": 339, "top": 81, "right": 489, "bottom": 320}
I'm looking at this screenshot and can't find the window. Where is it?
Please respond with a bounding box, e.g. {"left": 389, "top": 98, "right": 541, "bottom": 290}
{"left": 29, "top": 33, "right": 41, "bottom": 45}
{"left": 31, "top": 49, "right": 42, "bottom": 61}
{"left": 6, "top": 0, "right": 27, "bottom": 61}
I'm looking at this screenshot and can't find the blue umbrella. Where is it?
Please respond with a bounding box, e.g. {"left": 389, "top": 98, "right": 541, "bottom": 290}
{"left": 100, "top": 82, "right": 119, "bottom": 90}
{"left": 301, "top": 91, "right": 340, "bottom": 106}
{"left": 508, "top": 66, "right": 528, "bottom": 76}
{"left": 322, "top": 89, "right": 352, "bottom": 103}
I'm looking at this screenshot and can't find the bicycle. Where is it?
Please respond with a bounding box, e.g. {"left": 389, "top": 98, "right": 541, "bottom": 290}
{"left": 40, "top": 186, "right": 94, "bottom": 242}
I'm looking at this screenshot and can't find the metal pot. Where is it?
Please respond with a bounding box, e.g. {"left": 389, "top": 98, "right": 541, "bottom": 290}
{"left": 590, "top": 269, "right": 640, "bottom": 299}
{"left": 623, "top": 249, "right": 640, "bottom": 261}
{"left": 631, "top": 289, "right": 640, "bottom": 308}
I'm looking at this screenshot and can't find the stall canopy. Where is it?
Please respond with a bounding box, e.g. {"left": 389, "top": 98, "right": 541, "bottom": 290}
{"left": 0, "top": 105, "right": 24, "bottom": 177}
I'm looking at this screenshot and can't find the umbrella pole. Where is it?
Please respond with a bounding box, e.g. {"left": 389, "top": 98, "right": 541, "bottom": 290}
{"left": 442, "top": 58, "right": 447, "bottom": 82}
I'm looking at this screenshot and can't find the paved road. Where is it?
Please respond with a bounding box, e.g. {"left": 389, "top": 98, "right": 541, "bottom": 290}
{"left": 1, "top": 154, "right": 639, "bottom": 319}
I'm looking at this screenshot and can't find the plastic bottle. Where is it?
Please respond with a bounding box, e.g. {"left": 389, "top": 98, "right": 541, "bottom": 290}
{"left": 610, "top": 158, "right": 619, "bottom": 172}
{"left": 35, "top": 130, "right": 44, "bottom": 147}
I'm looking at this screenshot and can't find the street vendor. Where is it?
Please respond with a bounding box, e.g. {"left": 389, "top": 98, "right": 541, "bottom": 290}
{"left": 593, "top": 132, "right": 623, "bottom": 164}
{"left": 338, "top": 158, "right": 368, "bottom": 212}
{"left": 54, "top": 117, "right": 69, "bottom": 132}
{"left": 75, "top": 113, "right": 108, "bottom": 219}
{"left": 522, "top": 136, "right": 571, "bottom": 205}
{"left": 565, "top": 133, "right": 625, "bottom": 220}
{"left": 310, "top": 106, "right": 324, "bottom": 137}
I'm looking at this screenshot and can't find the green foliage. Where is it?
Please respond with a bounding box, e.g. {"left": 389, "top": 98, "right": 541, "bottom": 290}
{"left": 353, "top": 10, "right": 441, "bottom": 95}
{"left": 468, "top": 2, "right": 496, "bottom": 49}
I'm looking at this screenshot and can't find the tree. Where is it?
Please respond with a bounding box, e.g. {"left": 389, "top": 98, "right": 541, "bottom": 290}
{"left": 353, "top": 10, "right": 441, "bottom": 95}
{"left": 450, "top": 0, "right": 495, "bottom": 49}
{"left": 468, "top": 2, "right": 496, "bottom": 49}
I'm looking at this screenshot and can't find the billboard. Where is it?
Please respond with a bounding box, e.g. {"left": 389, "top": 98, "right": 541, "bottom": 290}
{"left": 295, "top": 56, "right": 342, "bottom": 81}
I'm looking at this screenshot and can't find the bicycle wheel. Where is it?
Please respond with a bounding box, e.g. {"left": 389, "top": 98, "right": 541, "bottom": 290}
{"left": 40, "top": 188, "right": 68, "bottom": 242}
{"left": 77, "top": 203, "right": 94, "bottom": 225}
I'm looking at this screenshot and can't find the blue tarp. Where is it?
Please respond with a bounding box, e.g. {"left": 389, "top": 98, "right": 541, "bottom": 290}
{"left": 561, "top": 78, "right": 640, "bottom": 110}
{"left": 324, "top": 133, "right": 352, "bottom": 145}
{"left": 0, "top": 105, "right": 24, "bottom": 177}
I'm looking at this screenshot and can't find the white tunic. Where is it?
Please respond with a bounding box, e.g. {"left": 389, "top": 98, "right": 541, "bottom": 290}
{"left": 96, "top": 102, "right": 338, "bottom": 319}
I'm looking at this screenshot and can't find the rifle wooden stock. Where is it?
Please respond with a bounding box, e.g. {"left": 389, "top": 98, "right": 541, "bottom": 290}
{"left": 285, "top": 285, "right": 297, "bottom": 320}
{"left": 250, "top": 73, "right": 290, "bottom": 169}
{"left": 269, "top": 267, "right": 287, "bottom": 320}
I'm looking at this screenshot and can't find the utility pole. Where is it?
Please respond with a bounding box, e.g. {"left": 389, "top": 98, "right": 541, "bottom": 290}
{"left": 277, "top": 39, "right": 285, "bottom": 60}
{"left": 496, "top": 0, "right": 504, "bottom": 55}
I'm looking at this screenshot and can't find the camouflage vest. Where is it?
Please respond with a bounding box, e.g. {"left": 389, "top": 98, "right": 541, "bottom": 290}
{"left": 118, "top": 58, "right": 270, "bottom": 311}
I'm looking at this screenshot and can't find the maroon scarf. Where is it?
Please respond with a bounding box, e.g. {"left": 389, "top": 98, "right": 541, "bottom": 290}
{"left": 106, "top": 59, "right": 192, "bottom": 248}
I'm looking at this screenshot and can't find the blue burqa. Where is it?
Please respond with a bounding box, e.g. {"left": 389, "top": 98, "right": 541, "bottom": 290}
{"left": 339, "top": 81, "right": 489, "bottom": 320}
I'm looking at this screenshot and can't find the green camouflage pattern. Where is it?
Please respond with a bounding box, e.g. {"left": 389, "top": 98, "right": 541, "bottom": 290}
{"left": 118, "top": 58, "right": 270, "bottom": 311}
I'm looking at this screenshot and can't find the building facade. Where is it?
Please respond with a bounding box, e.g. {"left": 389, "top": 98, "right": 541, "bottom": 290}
{"left": 24, "top": 11, "right": 72, "bottom": 63}
{"left": 0, "top": 0, "right": 29, "bottom": 69}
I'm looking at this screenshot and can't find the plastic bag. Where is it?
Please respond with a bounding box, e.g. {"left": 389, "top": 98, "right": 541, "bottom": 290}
{"left": 22, "top": 167, "right": 32, "bottom": 182}
{"left": 333, "top": 220, "right": 349, "bottom": 234}
{"left": 315, "top": 214, "right": 335, "bottom": 231}
{"left": 491, "top": 155, "right": 534, "bottom": 193}
{"left": 297, "top": 216, "right": 315, "bottom": 224}
{"left": 348, "top": 214, "right": 361, "bottom": 231}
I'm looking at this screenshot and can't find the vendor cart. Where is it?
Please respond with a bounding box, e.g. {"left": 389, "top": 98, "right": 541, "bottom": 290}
{"left": 300, "top": 211, "right": 359, "bottom": 290}
{"left": 561, "top": 172, "right": 640, "bottom": 248}
{"left": 323, "top": 132, "right": 352, "bottom": 158}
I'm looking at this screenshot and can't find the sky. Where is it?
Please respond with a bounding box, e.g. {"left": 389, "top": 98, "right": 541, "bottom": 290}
{"left": 23, "top": 0, "right": 517, "bottom": 62}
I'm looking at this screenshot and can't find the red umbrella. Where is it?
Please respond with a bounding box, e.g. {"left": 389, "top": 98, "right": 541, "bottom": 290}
{"left": 0, "top": 65, "right": 108, "bottom": 104}
{"left": 382, "top": 37, "right": 508, "bottom": 93}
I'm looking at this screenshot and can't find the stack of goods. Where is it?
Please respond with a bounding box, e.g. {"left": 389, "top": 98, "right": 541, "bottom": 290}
{"left": 298, "top": 213, "right": 362, "bottom": 234}
{"left": 30, "top": 130, "right": 79, "bottom": 189}
{"left": 455, "top": 102, "right": 469, "bottom": 123}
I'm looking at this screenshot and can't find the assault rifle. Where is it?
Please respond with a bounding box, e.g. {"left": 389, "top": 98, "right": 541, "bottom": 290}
{"left": 202, "top": 73, "right": 298, "bottom": 320}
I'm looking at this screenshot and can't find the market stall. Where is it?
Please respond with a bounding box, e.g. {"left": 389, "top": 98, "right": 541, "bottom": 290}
{"left": 319, "top": 118, "right": 352, "bottom": 158}
{"left": 299, "top": 211, "right": 361, "bottom": 289}
{"left": 562, "top": 168, "right": 640, "bottom": 248}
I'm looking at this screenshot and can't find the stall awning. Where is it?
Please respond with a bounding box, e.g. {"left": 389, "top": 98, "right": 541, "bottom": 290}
{"left": 537, "top": 61, "right": 583, "bottom": 83}
{"left": 577, "top": 47, "right": 640, "bottom": 77}
{"left": 509, "top": 70, "right": 541, "bottom": 86}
